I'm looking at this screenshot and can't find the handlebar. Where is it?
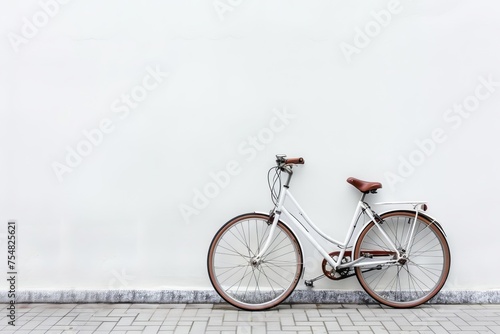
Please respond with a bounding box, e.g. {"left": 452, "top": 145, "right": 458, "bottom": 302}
{"left": 276, "top": 155, "right": 305, "bottom": 166}
{"left": 285, "top": 157, "right": 305, "bottom": 165}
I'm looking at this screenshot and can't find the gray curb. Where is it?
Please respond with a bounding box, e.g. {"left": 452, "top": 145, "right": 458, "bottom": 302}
{"left": 1, "top": 290, "right": 499, "bottom": 304}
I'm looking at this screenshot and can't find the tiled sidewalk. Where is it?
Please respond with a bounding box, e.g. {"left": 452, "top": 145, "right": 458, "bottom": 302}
{"left": 1, "top": 303, "right": 499, "bottom": 334}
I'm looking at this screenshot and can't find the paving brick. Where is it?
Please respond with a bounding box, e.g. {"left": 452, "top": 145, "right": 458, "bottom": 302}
{"left": 354, "top": 321, "right": 383, "bottom": 326}
{"left": 204, "top": 326, "right": 237, "bottom": 331}
{"left": 340, "top": 325, "right": 372, "bottom": 331}
{"left": 117, "top": 316, "right": 136, "bottom": 326}
{"left": 223, "top": 312, "right": 238, "bottom": 322}
{"left": 429, "top": 325, "right": 453, "bottom": 334}
{"left": 18, "top": 319, "right": 43, "bottom": 330}
{"left": 439, "top": 320, "right": 460, "bottom": 330}
{"left": 109, "top": 309, "right": 135, "bottom": 317}
{"left": 136, "top": 312, "right": 155, "bottom": 321}
{"left": 266, "top": 321, "right": 281, "bottom": 330}
{"left": 190, "top": 321, "right": 207, "bottom": 333}
{"left": 280, "top": 316, "right": 296, "bottom": 326}
{"left": 208, "top": 316, "right": 223, "bottom": 326}
{"left": 252, "top": 326, "right": 267, "bottom": 334}
{"left": 114, "top": 325, "right": 146, "bottom": 331}
{"left": 282, "top": 325, "right": 312, "bottom": 331}
{"left": 305, "top": 309, "right": 321, "bottom": 318}
{"left": 160, "top": 325, "right": 176, "bottom": 331}
{"left": 370, "top": 325, "right": 389, "bottom": 333}
{"left": 294, "top": 312, "right": 309, "bottom": 322}
{"left": 324, "top": 321, "right": 341, "bottom": 331}
{"left": 348, "top": 313, "right": 365, "bottom": 322}
{"left": 143, "top": 325, "right": 161, "bottom": 334}
{"left": 382, "top": 320, "right": 400, "bottom": 331}
{"left": 97, "top": 322, "right": 117, "bottom": 331}
{"left": 196, "top": 309, "right": 213, "bottom": 317}
{"left": 133, "top": 321, "right": 163, "bottom": 326}
{"left": 337, "top": 316, "right": 353, "bottom": 326}
{"left": 68, "top": 324, "right": 100, "bottom": 331}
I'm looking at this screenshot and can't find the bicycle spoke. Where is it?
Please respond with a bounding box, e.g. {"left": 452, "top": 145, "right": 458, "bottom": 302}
{"left": 401, "top": 264, "right": 432, "bottom": 292}
{"left": 228, "top": 228, "right": 252, "bottom": 257}
{"left": 216, "top": 241, "right": 251, "bottom": 259}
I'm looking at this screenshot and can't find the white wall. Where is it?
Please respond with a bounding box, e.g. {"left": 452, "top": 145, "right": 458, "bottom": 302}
{"left": 1, "top": 0, "right": 500, "bottom": 293}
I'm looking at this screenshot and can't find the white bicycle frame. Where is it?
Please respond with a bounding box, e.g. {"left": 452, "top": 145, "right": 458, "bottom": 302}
{"left": 254, "top": 175, "right": 428, "bottom": 272}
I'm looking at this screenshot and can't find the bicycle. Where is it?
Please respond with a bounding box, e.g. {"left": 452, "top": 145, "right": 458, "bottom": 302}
{"left": 207, "top": 155, "right": 451, "bottom": 310}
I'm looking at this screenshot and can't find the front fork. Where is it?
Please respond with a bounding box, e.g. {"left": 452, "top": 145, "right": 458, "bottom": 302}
{"left": 253, "top": 172, "right": 293, "bottom": 265}
{"left": 251, "top": 208, "right": 283, "bottom": 265}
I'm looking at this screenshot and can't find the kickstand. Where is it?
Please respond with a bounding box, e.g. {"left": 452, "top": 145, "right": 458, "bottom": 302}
{"left": 304, "top": 274, "right": 326, "bottom": 287}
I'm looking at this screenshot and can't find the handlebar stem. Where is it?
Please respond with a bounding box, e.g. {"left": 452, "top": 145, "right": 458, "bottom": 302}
{"left": 284, "top": 167, "right": 293, "bottom": 188}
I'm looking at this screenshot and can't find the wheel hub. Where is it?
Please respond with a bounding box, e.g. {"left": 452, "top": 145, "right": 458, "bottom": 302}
{"left": 250, "top": 257, "right": 261, "bottom": 267}
{"left": 398, "top": 251, "right": 408, "bottom": 265}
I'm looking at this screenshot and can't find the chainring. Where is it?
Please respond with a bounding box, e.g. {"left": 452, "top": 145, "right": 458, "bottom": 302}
{"left": 321, "top": 251, "right": 353, "bottom": 280}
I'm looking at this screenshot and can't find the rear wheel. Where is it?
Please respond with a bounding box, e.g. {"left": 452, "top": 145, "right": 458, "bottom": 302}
{"left": 354, "top": 211, "right": 450, "bottom": 308}
{"left": 207, "top": 213, "right": 303, "bottom": 310}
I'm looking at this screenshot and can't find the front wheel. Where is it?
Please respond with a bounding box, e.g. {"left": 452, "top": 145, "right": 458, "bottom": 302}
{"left": 207, "top": 213, "right": 303, "bottom": 311}
{"left": 353, "top": 211, "right": 451, "bottom": 308}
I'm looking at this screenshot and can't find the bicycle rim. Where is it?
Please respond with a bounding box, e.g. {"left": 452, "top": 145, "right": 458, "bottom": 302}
{"left": 354, "top": 211, "right": 450, "bottom": 308}
{"left": 207, "top": 213, "right": 303, "bottom": 310}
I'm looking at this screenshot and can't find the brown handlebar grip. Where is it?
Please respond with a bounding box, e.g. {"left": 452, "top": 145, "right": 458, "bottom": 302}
{"left": 285, "top": 157, "right": 305, "bottom": 164}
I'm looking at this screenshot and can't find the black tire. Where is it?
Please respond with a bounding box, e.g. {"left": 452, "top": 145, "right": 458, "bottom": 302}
{"left": 207, "top": 213, "right": 303, "bottom": 310}
{"left": 354, "top": 210, "right": 451, "bottom": 308}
